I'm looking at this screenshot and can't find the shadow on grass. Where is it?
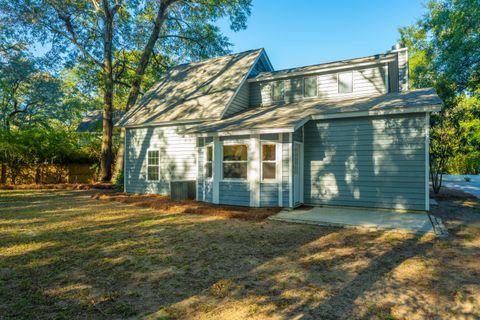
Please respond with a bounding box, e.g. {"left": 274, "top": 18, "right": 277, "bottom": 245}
{"left": 0, "top": 190, "right": 333, "bottom": 318}
{"left": 1, "top": 190, "right": 479, "bottom": 319}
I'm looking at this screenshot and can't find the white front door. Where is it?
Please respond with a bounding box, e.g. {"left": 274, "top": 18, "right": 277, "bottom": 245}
{"left": 293, "top": 142, "right": 303, "bottom": 205}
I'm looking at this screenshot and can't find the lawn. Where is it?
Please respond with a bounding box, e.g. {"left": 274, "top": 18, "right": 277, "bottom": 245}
{"left": 0, "top": 190, "right": 479, "bottom": 319}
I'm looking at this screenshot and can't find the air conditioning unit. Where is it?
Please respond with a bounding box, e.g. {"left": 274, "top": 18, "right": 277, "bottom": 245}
{"left": 170, "top": 180, "right": 196, "bottom": 200}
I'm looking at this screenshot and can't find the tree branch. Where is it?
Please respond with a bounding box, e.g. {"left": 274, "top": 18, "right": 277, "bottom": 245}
{"left": 49, "top": 11, "right": 103, "bottom": 68}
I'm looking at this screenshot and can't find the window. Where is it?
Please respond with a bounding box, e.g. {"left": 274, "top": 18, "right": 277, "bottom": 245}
{"left": 147, "top": 150, "right": 159, "bottom": 181}
{"left": 304, "top": 76, "right": 317, "bottom": 97}
{"left": 338, "top": 72, "right": 353, "bottom": 93}
{"left": 272, "top": 81, "right": 284, "bottom": 102}
{"left": 291, "top": 78, "right": 303, "bottom": 99}
{"left": 262, "top": 144, "right": 277, "bottom": 180}
{"left": 223, "top": 144, "right": 248, "bottom": 179}
{"left": 205, "top": 145, "right": 213, "bottom": 179}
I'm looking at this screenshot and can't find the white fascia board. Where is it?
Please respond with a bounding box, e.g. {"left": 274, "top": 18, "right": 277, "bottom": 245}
{"left": 122, "top": 119, "right": 208, "bottom": 129}
{"left": 310, "top": 105, "right": 442, "bottom": 121}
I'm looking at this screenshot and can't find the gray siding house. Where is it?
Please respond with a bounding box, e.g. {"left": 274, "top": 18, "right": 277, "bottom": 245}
{"left": 117, "top": 45, "right": 442, "bottom": 212}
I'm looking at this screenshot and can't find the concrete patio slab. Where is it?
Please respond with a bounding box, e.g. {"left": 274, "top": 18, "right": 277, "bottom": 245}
{"left": 270, "top": 206, "right": 436, "bottom": 235}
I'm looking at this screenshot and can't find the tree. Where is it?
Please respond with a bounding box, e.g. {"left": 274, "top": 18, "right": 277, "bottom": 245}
{"left": 0, "top": 49, "right": 64, "bottom": 130}
{"left": 399, "top": 0, "right": 480, "bottom": 190}
{"left": 1, "top": 0, "right": 252, "bottom": 182}
{"left": 429, "top": 121, "right": 459, "bottom": 193}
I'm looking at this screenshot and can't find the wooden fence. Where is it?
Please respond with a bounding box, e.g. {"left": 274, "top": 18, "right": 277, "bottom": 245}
{"left": 1, "top": 163, "right": 96, "bottom": 184}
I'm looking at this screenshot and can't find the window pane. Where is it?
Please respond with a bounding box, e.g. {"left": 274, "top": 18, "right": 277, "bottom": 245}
{"left": 147, "top": 166, "right": 159, "bottom": 180}
{"left": 262, "top": 163, "right": 276, "bottom": 180}
{"left": 205, "top": 163, "right": 212, "bottom": 178}
{"left": 223, "top": 163, "right": 247, "bottom": 179}
{"left": 272, "top": 81, "right": 284, "bottom": 101}
{"left": 223, "top": 145, "right": 247, "bottom": 161}
{"left": 304, "top": 77, "right": 317, "bottom": 97}
{"left": 338, "top": 72, "right": 353, "bottom": 93}
{"left": 206, "top": 146, "right": 213, "bottom": 161}
{"left": 262, "top": 144, "right": 276, "bottom": 161}
{"left": 291, "top": 78, "right": 303, "bottom": 99}
{"left": 147, "top": 150, "right": 159, "bottom": 165}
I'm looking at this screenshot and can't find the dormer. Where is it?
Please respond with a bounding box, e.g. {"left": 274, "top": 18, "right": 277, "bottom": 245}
{"left": 248, "top": 45, "right": 409, "bottom": 107}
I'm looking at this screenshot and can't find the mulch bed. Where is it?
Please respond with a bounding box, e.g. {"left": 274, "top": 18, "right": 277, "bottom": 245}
{"left": 430, "top": 186, "right": 477, "bottom": 201}
{"left": 0, "top": 183, "right": 114, "bottom": 190}
{"left": 92, "top": 192, "right": 281, "bottom": 221}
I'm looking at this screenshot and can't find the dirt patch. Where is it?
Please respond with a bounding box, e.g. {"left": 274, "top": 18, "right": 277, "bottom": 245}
{"left": 92, "top": 192, "right": 281, "bottom": 221}
{"left": 1, "top": 190, "right": 479, "bottom": 319}
{"left": 0, "top": 183, "right": 113, "bottom": 191}
{"left": 430, "top": 186, "right": 477, "bottom": 201}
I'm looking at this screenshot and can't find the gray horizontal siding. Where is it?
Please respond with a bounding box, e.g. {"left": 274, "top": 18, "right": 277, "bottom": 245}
{"left": 219, "top": 181, "right": 250, "bottom": 206}
{"left": 398, "top": 50, "right": 408, "bottom": 91}
{"left": 293, "top": 128, "right": 303, "bottom": 142}
{"left": 125, "top": 125, "right": 196, "bottom": 195}
{"left": 304, "top": 114, "right": 427, "bottom": 211}
{"left": 223, "top": 80, "right": 250, "bottom": 117}
{"left": 260, "top": 183, "right": 279, "bottom": 207}
{"left": 260, "top": 133, "right": 279, "bottom": 141}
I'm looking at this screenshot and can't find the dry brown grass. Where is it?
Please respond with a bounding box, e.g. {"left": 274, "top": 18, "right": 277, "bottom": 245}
{"left": 0, "top": 189, "right": 479, "bottom": 319}
{"left": 92, "top": 192, "right": 281, "bottom": 220}
{"left": 430, "top": 186, "right": 477, "bottom": 201}
{"left": 0, "top": 183, "right": 113, "bottom": 190}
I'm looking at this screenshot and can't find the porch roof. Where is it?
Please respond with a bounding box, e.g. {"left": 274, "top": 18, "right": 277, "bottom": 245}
{"left": 185, "top": 88, "right": 442, "bottom": 136}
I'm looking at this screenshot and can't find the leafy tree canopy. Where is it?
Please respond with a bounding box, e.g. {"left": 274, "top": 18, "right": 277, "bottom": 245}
{"left": 399, "top": 0, "right": 480, "bottom": 176}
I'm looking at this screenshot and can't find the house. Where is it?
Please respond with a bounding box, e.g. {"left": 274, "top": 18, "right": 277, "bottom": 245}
{"left": 117, "top": 45, "right": 442, "bottom": 212}
{"left": 76, "top": 110, "right": 125, "bottom": 133}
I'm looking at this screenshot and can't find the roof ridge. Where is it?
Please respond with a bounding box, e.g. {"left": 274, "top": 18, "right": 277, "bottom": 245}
{"left": 171, "top": 48, "right": 264, "bottom": 69}
{"left": 252, "top": 51, "right": 396, "bottom": 80}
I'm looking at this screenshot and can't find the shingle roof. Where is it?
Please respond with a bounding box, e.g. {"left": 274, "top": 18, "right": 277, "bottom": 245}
{"left": 117, "top": 49, "right": 265, "bottom": 127}
{"left": 76, "top": 110, "right": 125, "bottom": 133}
{"left": 186, "top": 88, "right": 442, "bottom": 134}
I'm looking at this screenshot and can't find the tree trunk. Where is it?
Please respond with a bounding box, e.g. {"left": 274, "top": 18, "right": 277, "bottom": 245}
{"left": 113, "top": 0, "right": 173, "bottom": 179}
{"left": 0, "top": 163, "right": 6, "bottom": 184}
{"left": 113, "top": 127, "right": 125, "bottom": 181}
{"left": 98, "top": 1, "right": 115, "bottom": 182}
{"left": 124, "top": 0, "right": 172, "bottom": 112}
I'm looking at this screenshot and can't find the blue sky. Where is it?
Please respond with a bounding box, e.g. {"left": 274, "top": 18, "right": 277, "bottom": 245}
{"left": 218, "top": 0, "right": 426, "bottom": 70}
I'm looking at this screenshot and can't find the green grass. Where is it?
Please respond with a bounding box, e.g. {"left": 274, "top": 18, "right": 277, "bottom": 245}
{"left": 1, "top": 189, "right": 479, "bottom": 319}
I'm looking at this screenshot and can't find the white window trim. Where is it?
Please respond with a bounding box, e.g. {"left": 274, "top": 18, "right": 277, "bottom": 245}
{"left": 260, "top": 142, "right": 279, "bottom": 183}
{"left": 204, "top": 143, "right": 213, "bottom": 181}
{"left": 221, "top": 140, "right": 249, "bottom": 181}
{"left": 146, "top": 148, "right": 160, "bottom": 182}
{"left": 337, "top": 71, "right": 354, "bottom": 94}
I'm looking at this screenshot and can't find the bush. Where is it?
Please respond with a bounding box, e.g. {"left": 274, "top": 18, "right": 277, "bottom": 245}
{"left": 0, "top": 127, "right": 98, "bottom": 184}
{"left": 114, "top": 170, "right": 124, "bottom": 191}
{"left": 446, "top": 152, "right": 480, "bottom": 175}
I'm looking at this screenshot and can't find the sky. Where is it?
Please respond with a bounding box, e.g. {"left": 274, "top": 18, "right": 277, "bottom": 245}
{"left": 217, "top": 0, "right": 426, "bottom": 70}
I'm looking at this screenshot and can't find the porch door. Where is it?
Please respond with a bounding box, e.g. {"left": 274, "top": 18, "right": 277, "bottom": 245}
{"left": 293, "top": 142, "right": 303, "bottom": 205}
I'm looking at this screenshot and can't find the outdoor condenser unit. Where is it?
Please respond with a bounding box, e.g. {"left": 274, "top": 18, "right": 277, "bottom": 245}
{"left": 170, "top": 180, "right": 196, "bottom": 200}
